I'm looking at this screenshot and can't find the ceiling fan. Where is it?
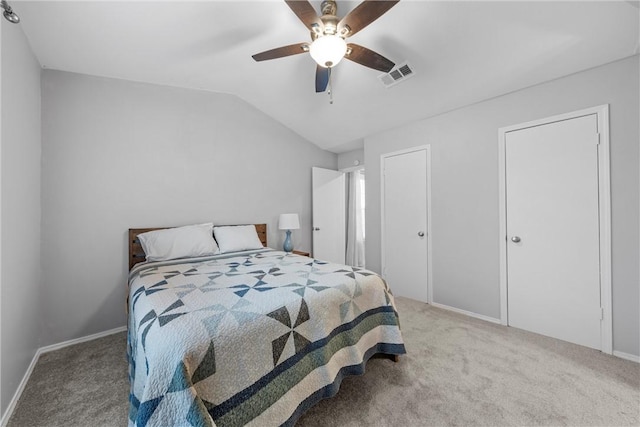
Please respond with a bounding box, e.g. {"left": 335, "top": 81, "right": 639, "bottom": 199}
{"left": 252, "top": 0, "right": 399, "bottom": 93}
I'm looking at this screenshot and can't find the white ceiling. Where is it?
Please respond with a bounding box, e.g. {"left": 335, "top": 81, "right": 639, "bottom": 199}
{"left": 13, "top": 0, "right": 640, "bottom": 153}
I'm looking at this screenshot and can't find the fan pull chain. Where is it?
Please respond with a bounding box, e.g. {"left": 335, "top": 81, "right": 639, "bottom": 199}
{"left": 328, "top": 68, "right": 334, "bottom": 105}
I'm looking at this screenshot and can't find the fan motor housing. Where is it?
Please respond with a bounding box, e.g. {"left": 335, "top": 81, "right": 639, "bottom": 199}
{"left": 321, "top": 0, "right": 337, "bottom": 16}
{"left": 320, "top": 0, "right": 340, "bottom": 36}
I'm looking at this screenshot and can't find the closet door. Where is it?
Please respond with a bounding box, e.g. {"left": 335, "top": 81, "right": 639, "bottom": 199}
{"left": 505, "top": 114, "right": 601, "bottom": 349}
{"left": 381, "top": 147, "right": 430, "bottom": 302}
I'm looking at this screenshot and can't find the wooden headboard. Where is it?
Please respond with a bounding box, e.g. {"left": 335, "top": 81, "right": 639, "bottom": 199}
{"left": 128, "top": 224, "right": 267, "bottom": 270}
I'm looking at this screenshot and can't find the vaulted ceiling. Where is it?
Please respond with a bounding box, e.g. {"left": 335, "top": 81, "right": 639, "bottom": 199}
{"left": 14, "top": 1, "right": 640, "bottom": 153}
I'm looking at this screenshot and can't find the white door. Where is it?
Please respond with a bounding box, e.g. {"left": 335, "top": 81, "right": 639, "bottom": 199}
{"left": 382, "top": 148, "right": 429, "bottom": 302}
{"left": 506, "top": 114, "right": 601, "bottom": 349}
{"left": 312, "top": 167, "right": 345, "bottom": 264}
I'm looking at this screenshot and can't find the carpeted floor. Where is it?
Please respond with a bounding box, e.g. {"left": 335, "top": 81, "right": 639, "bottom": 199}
{"left": 7, "top": 296, "right": 639, "bottom": 426}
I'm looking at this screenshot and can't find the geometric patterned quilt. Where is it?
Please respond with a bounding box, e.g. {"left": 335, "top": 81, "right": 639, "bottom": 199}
{"left": 127, "top": 249, "right": 406, "bottom": 426}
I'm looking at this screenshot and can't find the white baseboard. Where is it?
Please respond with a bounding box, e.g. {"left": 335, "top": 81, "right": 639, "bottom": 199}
{"left": 430, "top": 301, "right": 501, "bottom": 324}
{"left": 38, "top": 326, "right": 127, "bottom": 354}
{"left": 0, "top": 345, "right": 40, "bottom": 427}
{"left": 0, "top": 325, "right": 127, "bottom": 427}
{"left": 613, "top": 350, "right": 640, "bottom": 363}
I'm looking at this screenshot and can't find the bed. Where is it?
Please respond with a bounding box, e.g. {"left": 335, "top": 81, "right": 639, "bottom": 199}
{"left": 127, "top": 223, "right": 406, "bottom": 426}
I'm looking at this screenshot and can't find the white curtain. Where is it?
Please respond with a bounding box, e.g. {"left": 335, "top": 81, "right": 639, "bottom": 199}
{"left": 346, "top": 169, "right": 365, "bottom": 267}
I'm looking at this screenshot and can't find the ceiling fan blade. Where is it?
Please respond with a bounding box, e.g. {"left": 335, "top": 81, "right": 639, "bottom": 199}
{"left": 338, "top": 0, "right": 399, "bottom": 37}
{"left": 315, "top": 65, "right": 330, "bottom": 93}
{"left": 252, "top": 43, "right": 309, "bottom": 62}
{"left": 345, "top": 43, "right": 395, "bottom": 72}
{"left": 285, "top": 0, "right": 324, "bottom": 33}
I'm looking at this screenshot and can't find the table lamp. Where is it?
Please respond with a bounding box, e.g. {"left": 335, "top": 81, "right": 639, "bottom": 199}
{"left": 278, "top": 213, "right": 300, "bottom": 253}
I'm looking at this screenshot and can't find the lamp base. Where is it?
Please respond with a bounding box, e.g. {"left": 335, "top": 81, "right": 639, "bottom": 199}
{"left": 283, "top": 229, "right": 293, "bottom": 252}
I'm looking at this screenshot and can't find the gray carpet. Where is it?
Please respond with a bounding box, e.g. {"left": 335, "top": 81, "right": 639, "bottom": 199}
{"left": 7, "top": 297, "right": 639, "bottom": 426}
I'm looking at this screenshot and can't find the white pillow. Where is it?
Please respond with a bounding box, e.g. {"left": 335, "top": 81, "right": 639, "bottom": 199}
{"left": 138, "top": 223, "right": 219, "bottom": 262}
{"left": 213, "top": 225, "right": 264, "bottom": 253}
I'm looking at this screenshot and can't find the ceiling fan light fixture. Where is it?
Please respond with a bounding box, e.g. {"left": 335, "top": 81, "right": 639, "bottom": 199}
{"left": 309, "top": 35, "right": 347, "bottom": 68}
{"left": 1, "top": 0, "right": 19, "bottom": 23}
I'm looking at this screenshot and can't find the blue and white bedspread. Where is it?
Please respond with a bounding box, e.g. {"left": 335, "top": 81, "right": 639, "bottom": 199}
{"left": 128, "top": 249, "right": 406, "bottom": 427}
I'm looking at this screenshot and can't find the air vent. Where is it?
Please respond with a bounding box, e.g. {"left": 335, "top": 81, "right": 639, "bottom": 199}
{"left": 378, "top": 62, "right": 415, "bottom": 88}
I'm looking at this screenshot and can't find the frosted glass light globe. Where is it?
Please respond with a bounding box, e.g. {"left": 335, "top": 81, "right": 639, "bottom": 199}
{"left": 309, "top": 35, "right": 347, "bottom": 68}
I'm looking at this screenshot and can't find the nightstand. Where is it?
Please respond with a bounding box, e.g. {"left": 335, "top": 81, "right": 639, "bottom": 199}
{"left": 291, "top": 250, "right": 311, "bottom": 257}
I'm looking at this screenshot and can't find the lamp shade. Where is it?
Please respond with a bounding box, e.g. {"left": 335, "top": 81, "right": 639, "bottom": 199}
{"left": 309, "top": 35, "right": 347, "bottom": 68}
{"left": 278, "top": 213, "right": 300, "bottom": 230}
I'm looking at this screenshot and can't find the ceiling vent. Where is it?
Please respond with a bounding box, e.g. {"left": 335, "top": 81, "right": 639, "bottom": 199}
{"left": 378, "top": 62, "right": 415, "bottom": 88}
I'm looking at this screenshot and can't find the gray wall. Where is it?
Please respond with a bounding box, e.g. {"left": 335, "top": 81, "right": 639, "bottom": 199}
{"left": 337, "top": 148, "right": 364, "bottom": 170}
{"left": 1, "top": 23, "right": 42, "bottom": 414}
{"left": 40, "top": 70, "right": 336, "bottom": 346}
{"left": 365, "top": 56, "right": 639, "bottom": 357}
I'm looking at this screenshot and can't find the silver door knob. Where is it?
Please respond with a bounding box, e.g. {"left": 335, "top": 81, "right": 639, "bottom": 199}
{"left": 418, "top": 231, "right": 425, "bottom": 237}
{"left": 313, "top": 227, "right": 320, "bottom": 231}
{"left": 511, "top": 236, "right": 521, "bottom": 243}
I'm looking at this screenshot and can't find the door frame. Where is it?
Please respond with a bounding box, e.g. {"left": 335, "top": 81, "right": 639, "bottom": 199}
{"left": 497, "top": 105, "right": 612, "bottom": 354}
{"left": 380, "top": 145, "right": 433, "bottom": 304}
